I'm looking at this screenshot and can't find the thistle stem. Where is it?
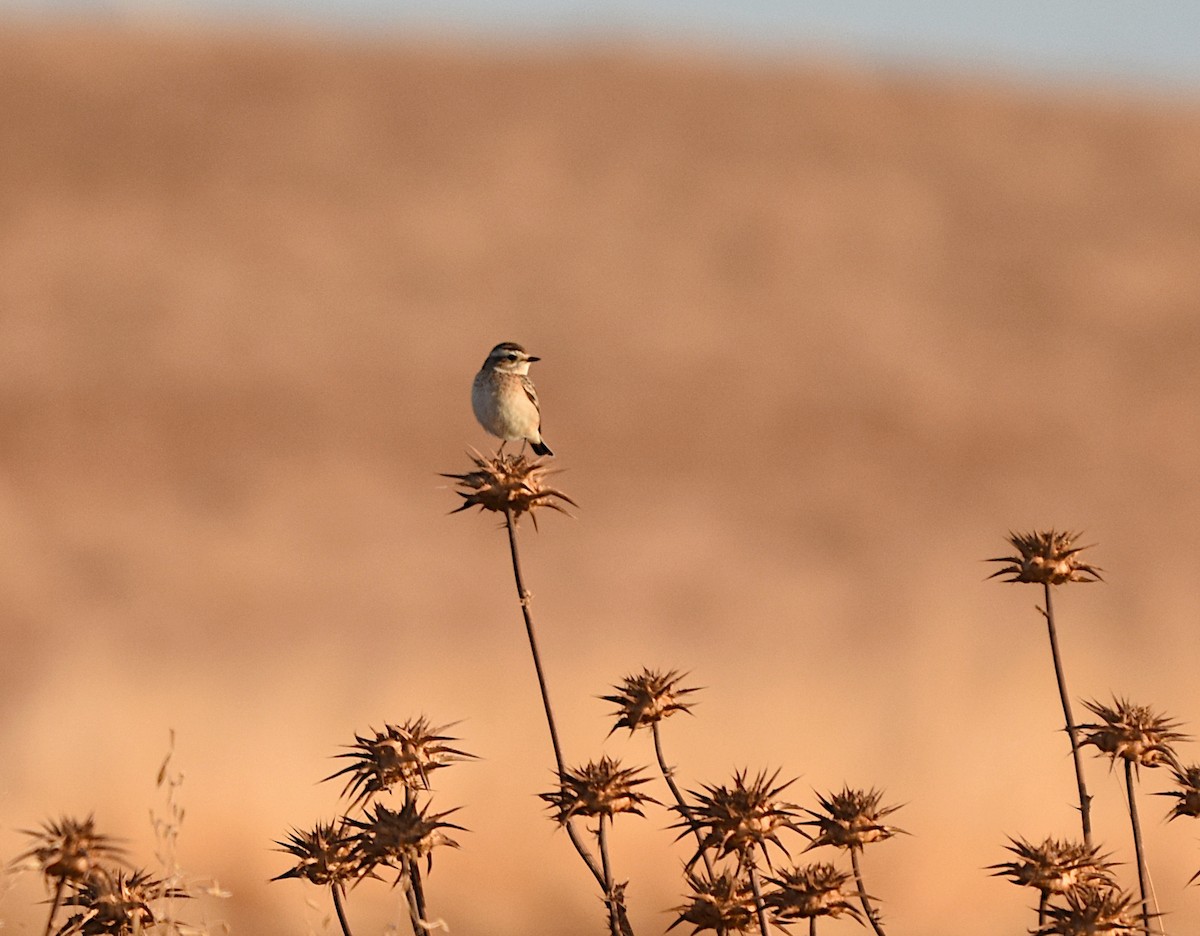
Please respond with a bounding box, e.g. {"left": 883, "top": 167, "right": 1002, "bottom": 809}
{"left": 651, "top": 722, "right": 716, "bottom": 878}
{"left": 331, "top": 882, "right": 354, "bottom": 936}
{"left": 747, "top": 861, "right": 772, "bottom": 936}
{"left": 850, "top": 848, "right": 886, "bottom": 936}
{"left": 598, "top": 815, "right": 621, "bottom": 936}
{"left": 403, "top": 789, "right": 429, "bottom": 928}
{"left": 1042, "top": 583, "right": 1093, "bottom": 848}
{"left": 501, "top": 507, "right": 607, "bottom": 890}
{"left": 809, "top": 919, "right": 817, "bottom": 936}
{"left": 1037, "top": 891, "right": 1048, "bottom": 928}
{"left": 43, "top": 877, "right": 65, "bottom": 936}
{"left": 1124, "top": 759, "right": 1152, "bottom": 934}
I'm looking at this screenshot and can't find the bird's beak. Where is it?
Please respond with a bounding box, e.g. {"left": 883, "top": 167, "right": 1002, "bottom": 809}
{"left": 527, "top": 355, "right": 541, "bottom": 362}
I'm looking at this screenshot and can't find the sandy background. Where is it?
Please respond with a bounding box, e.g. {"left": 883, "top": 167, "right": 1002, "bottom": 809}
{"left": 1, "top": 20, "right": 1199, "bottom": 935}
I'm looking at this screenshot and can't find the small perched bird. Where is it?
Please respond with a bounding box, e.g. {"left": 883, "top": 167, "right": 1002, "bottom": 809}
{"left": 472, "top": 342, "right": 553, "bottom": 456}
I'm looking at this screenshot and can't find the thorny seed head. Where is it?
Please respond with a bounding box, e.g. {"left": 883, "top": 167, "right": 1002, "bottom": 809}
{"left": 987, "top": 530, "right": 1102, "bottom": 586}
{"left": 602, "top": 668, "right": 700, "bottom": 735}
{"left": 272, "top": 821, "right": 365, "bottom": 888}
{"left": 347, "top": 799, "right": 464, "bottom": 876}
{"left": 763, "top": 862, "right": 865, "bottom": 923}
{"left": 1080, "top": 696, "right": 1186, "bottom": 771}
{"left": 683, "top": 768, "right": 801, "bottom": 866}
{"left": 60, "top": 868, "right": 185, "bottom": 935}
{"left": 325, "top": 717, "right": 474, "bottom": 806}
{"left": 803, "top": 787, "right": 904, "bottom": 852}
{"left": 540, "top": 756, "right": 659, "bottom": 824}
{"left": 12, "top": 815, "right": 123, "bottom": 885}
{"left": 668, "top": 868, "right": 758, "bottom": 934}
{"left": 1159, "top": 763, "right": 1200, "bottom": 821}
{"left": 444, "top": 452, "right": 577, "bottom": 527}
{"left": 988, "top": 836, "right": 1117, "bottom": 897}
{"left": 1033, "top": 885, "right": 1150, "bottom": 935}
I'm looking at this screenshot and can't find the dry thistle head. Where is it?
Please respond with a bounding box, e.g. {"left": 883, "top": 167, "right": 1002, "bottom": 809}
{"left": 683, "top": 768, "right": 801, "bottom": 866}
{"left": 987, "top": 530, "right": 1102, "bottom": 585}
{"left": 1159, "top": 763, "right": 1200, "bottom": 821}
{"left": 60, "top": 868, "right": 184, "bottom": 934}
{"left": 668, "top": 868, "right": 758, "bottom": 934}
{"left": 1080, "top": 696, "right": 1186, "bottom": 771}
{"left": 273, "top": 821, "right": 365, "bottom": 887}
{"left": 540, "top": 756, "right": 659, "bottom": 824}
{"left": 602, "top": 668, "right": 700, "bottom": 735}
{"left": 763, "top": 862, "right": 865, "bottom": 923}
{"left": 803, "top": 786, "right": 904, "bottom": 852}
{"left": 348, "top": 799, "right": 464, "bottom": 876}
{"left": 325, "top": 717, "right": 474, "bottom": 806}
{"left": 12, "top": 815, "right": 124, "bottom": 885}
{"left": 1034, "top": 885, "right": 1149, "bottom": 935}
{"left": 988, "top": 836, "right": 1117, "bottom": 897}
{"left": 444, "top": 452, "right": 576, "bottom": 527}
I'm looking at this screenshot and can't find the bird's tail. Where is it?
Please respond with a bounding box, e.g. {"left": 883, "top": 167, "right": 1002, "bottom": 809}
{"left": 531, "top": 439, "right": 553, "bottom": 457}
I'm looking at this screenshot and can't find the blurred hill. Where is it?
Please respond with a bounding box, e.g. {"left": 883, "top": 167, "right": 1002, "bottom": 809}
{"left": 1, "top": 20, "right": 1199, "bottom": 935}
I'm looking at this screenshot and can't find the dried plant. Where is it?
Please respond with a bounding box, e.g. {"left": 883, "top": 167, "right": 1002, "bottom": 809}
{"left": 273, "top": 821, "right": 364, "bottom": 936}
{"left": 763, "top": 861, "right": 865, "bottom": 930}
{"left": 1032, "top": 885, "right": 1150, "bottom": 936}
{"left": 1158, "top": 762, "right": 1200, "bottom": 825}
{"left": 541, "top": 756, "right": 659, "bottom": 824}
{"left": 12, "top": 815, "right": 125, "bottom": 936}
{"left": 803, "top": 788, "right": 902, "bottom": 936}
{"left": 325, "top": 718, "right": 474, "bottom": 806}
{"left": 989, "top": 836, "right": 1117, "bottom": 926}
{"left": 349, "top": 800, "right": 464, "bottom": 876}
{"left": 988, "top": 529, "right": 1098, "bottom": 848}
{"left": 444, "top": 451, "right": 576, "bottom": 527}
{"left": 669, "top": 868, "right": 759, "bottom": 935}
{"left": 57, "top": 868, "right": 185, "bottom": 935}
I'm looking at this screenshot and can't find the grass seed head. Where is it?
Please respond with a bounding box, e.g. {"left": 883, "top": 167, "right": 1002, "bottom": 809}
{"left": 326, "top": 717, "right": 474, "bottom": 806}
{"left": 763, "top": 862, "right": 864, "bottom": 923}
{"left": 444, "top": 452, "right": 577, "bottom": 527}
{"left": 1034, "top": 885, "right": 1149, "bottom": 935}
{"left": 989, "top": 836, "right": 1117, "bottom": 897}
{"left": 1159, "top": 763, "right": 1200, "bottom": 821}
{"left": 1080, "top": 696, "right": 1186, "bottom": 771}
{"left": 803, "top": 786, "right": 904, "bottom": 852}
{"left": 348, "top": 799, "right": 464, "bottom": 876}
{"left": 987, "top": 530, "right": 1102, "bottom": 586}
{"left": 683, "top": 768, "right": 801, "bottom": 865}
{"left": 669, "top": 868, "right": 758, "bottom": 934}
{"left": 540, "top": 756, "right": 659, "bottom": 824}
{"left": 12, "top": 815, "right": 124, "bottom": 885}
{"left": 602, "top": 668, "right": 700, "bottom": 735}
{"left": 273, "top": 821, "right": 365, "bottom": 888}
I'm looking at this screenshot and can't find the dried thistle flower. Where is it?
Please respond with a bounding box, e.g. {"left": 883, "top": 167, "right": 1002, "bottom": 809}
{"left": 987, "top": 531, "right": 1102, "bottom": 585}
{"left": 1080, "top": 697, "right": 1186, "bottom": 771}
{"left": 444, "top": 452, "right": 576, "bottom": 526}
{"left": 325, "top": 717, "right": 474, "bottom": 806}
{"left": 1033, "top": 885, "right": 1149, "bottom": 935}
{"left": 1159, "top": 763, "right": 1200, "bottom": 821}
{"left": 803, "top": 787, "right": 904, "bottom": 852}
{"left": 683, "top": 769, "right": 801, "bottom": 865}
{"left": 540, "top": 756, "right": 659, "bottom": 824}
{"left": 59, "top": 868, "right": 184, "bottom": 934}
{"left": 12, "top": 815, "right": 123, "bottom": 885}
{"left": 988, "top": 836, "right": 1117, "bottom": 897}
{"left": 273, "top": 821, "right": 365, "bottom": 887}
{"left": 348, "top": 799, "right": 464, "bottom": 875}
{"left": 668, "top": 868, "right": 758, "bottom": 934}
{"left": 763, "top": 862, "right": 865, "bottom": 923}
{"left": 602, "top": 668, "right": 700, "bottom": 735}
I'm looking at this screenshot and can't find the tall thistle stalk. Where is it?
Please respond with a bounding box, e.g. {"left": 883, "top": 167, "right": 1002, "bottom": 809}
{"left": 1080, "top": 696, "right": 1185, "bottom": 935}
{"left": 988, "top": 530, "right": 1101, "bottom": 848}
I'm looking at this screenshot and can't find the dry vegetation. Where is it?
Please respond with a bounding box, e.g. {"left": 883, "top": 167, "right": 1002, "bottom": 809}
{"left": 2, "top": 17, "right": 1200, "bottom": 936}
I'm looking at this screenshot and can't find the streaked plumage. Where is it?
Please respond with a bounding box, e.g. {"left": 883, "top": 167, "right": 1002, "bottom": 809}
{"left": 471, "top": 342, "right": 553, "bottom": 457}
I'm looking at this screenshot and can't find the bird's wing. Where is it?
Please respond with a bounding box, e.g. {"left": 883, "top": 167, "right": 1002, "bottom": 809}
{"left": 521, "top": 377, "right": 541, "bottom": 416}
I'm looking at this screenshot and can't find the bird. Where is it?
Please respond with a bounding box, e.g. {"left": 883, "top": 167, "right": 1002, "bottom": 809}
{"left": 471, "top": 341, "right": 553, "bottom": 457}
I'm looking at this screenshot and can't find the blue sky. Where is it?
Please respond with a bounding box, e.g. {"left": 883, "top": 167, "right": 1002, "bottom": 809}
{"left": 5, "top": 0, "right": 1200, "bottom": 89}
